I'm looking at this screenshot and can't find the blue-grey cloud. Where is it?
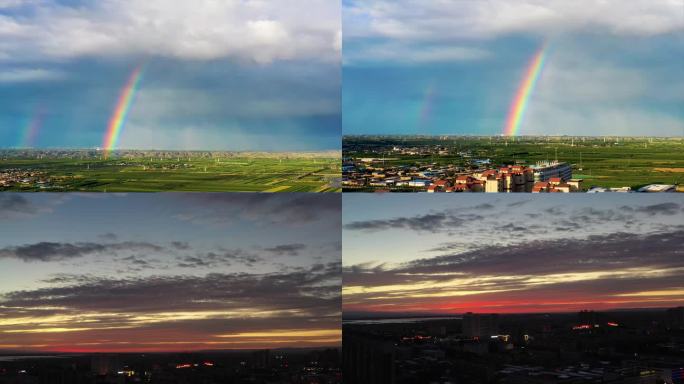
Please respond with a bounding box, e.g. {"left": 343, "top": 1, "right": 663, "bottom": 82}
{"left": 0, "top": 1, "right": 341, "bottom": 150}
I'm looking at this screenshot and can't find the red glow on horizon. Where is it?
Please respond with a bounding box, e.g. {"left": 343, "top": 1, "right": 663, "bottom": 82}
{"left": 345, "top": 295, "right": 684, "bottom": 315}
{"left": 9, "top": 340, "right": 342, "bottom": 354}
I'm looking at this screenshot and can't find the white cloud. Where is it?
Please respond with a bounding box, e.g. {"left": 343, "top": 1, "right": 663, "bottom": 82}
{"left": 0, "top": 0, "right": 340, "bottom": 64}
{"left": 344, "top": 43, "right": 491, "bottom": 65}
{"left": 345, "top": 0, "right": 684, "bottom": 41}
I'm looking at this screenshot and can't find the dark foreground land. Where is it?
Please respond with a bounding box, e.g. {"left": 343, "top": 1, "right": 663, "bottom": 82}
{"left": 343, "top": 136, "right": 684, "bottom": 191}
{"left": 343, "top": 308, "right": 684, "bottom": 384}
{"left": 0, "top": 348, "right": 340, "bottom": 384}
{"left": 0, "top": 149, "right": 341, "bottom": 192}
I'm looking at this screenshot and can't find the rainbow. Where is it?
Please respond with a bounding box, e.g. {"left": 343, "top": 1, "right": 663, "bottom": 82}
{"left": 103, "top": 64, "right": 144, "bottom": 154}
{"left": 19, "top": 106, "right": 45, "bottom": 148}
{"left": 503, "top": 44, "right": 548, "bottom": 137}
{"left": 418, "top": 83, "right": 436, "bottom": 129}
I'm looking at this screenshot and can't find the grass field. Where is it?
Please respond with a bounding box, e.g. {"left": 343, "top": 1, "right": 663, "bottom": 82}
{"left": 0, "top": 153, "right": 341, "bottom": 192}
{"left": 344, "top": 136, "right": 684, "bottom": 189}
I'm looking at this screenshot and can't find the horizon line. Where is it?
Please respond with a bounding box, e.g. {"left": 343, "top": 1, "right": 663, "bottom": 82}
{"left": 0, "top": 345, "right": 342, "bottom": 355}
{"left": 343, "top": 305, "right": 683, "bottom": 319}
{"left": 0, "top": 147, "right": 342, "bottom": 153}
{"left": 342, "top": 134, "right": 684, "bottom": 138}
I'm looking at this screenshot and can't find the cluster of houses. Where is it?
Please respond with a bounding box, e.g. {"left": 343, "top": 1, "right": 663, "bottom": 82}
{"left": 0, "top": 169, "right": 52, "bottom": 189}
{"left": 343, "top": 160, "right": 584, "bottom": 193}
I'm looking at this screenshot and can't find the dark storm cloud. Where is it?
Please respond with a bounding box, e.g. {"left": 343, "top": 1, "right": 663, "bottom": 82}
{"left": 120, "top": 255, "right": 154, "bottom": 268}
{"left": 425, "top": 243, "right": 470, "bottom": 253}
{"left": 623, "top": 202, "right": 681, "bottom": 216}
{"left": 0, "top": 194, "right": 39, "bottom": 219}
{"left": 272, "top": 194, "right": 342, "bottom": 223}
{"left": 1, "top": 263, "right": 342, "bottom": 316}
{"left": 408, "top": 230, "right": 684, "bottom": 276}
{"left": 345, "top": 200, "right": 681, "bottom": 237}
{"left": 567, "top": 207, "right": 633, "bottom": 224}
{"left": 0, "top": 195, "right": 33, "bottom": 211}
{"left": 0, "top": 241, "right": 165, "bottom": 262}
{"left": 264, "top": 243, "right": 307, "bottom": 256}
{"left": 546, "top": 203, "right": 679, "bottom": 229}
{"left": 344, "top": 206, "right": 630, "bottom": 235}
{"left": 344, "top": 212, "right": 465, "bottom": 232}
{"left": 473, "top": 203, "right": 495, "bottom": 210}
{"left": 40, "top": 273, "right": 99, "bottom": 285}
{"left": 171, "top": 241, "right": 190, "bottom": 250}
{"left": 176, "top": 249, "right": 264, "bottom": 268}
{"left": 177, "top": 193, "right": 341, "bottom": 226}
{"left": 494, "top": 224, "right": 530, "bottom": 233}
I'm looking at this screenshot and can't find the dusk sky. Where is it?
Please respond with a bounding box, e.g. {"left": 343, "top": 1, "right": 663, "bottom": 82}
{"left": 0, "top": 0, "right": 340, "bottom": 150}
{"left": 0, "top": 193, "right": 341, "bottom": 352}
{"left": 343, "top": 0, "right": 684, "bottom": 136}
{"left": 343, "top": 194, "right": 684, "bottom": 316}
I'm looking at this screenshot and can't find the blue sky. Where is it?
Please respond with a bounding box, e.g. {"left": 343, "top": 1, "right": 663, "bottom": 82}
{"left": 0, "top": 0, "right": 341, "bottom": 150}
{"left": 343, "top": 0, "right": 684, "bottom": 136}
{"left": 0, "top": 193, "right": 341, "bottom": 351}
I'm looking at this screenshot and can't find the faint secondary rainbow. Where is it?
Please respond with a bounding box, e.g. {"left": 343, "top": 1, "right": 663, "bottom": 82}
{"left": 503, "top": 44, "right": 549, "bottom": 137}
{"left": 418, "top": 83, "right": 436, "bottom": 129}
{"left": 103, "top": 64, "right": 144, "bottom": 155}
{"left": 19, "top": 106, "right": 46, "bottom": 148}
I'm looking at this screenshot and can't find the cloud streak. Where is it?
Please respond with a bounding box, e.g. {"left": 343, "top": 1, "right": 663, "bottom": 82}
{"left": 0, "top": 241, "right": 164, "bottom": 262}
{"left": 345, "top": 0, "right": 684, "bottom": 41}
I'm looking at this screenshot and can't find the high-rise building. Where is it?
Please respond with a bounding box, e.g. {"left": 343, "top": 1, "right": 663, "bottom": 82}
{"left": 530, "top": 161, "right": 572, "bottom": 182}
{"left": 667, "top": 307, "right": 684, "bottom": 330}
{"left": 462, "top": 313, "right": 499, "bottom": 338}
{"left": 343, "top": 332, "right": 395, "bottom": 384}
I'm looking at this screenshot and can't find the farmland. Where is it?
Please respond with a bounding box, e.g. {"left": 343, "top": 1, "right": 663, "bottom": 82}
{"left": 0, "top": 149, "right": 341, "bottom": 192}
{"left": 343, "top": 136, "right": 684, "bottom": 190}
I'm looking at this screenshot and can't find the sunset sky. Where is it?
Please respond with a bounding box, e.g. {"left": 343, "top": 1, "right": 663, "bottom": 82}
{"left": 0, "top": 193, "right": 341, "bottom": 352}
{"left": 343, "top": 194, "right": 684, "bottom": 316}
{"left": 0, "top": 0, "right": 340, "bottom": 150}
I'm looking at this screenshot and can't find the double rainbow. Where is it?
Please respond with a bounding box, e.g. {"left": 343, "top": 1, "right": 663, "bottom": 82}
{"left": 102, "top": 64, "right": 144, "bottom": 155}
{"left": 503, "top": 44, "right": 548, "bottom": 137}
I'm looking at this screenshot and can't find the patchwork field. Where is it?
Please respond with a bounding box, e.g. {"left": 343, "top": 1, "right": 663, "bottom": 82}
{"left": 0, "top": 150, "right": 341, "bottom": 192}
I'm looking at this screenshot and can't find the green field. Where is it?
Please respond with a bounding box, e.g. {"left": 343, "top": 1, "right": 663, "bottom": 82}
{"left": 0, "top": 153, "right": 341, "bottom": 192}
{"left": 344, "top": 136, "right": 684, "bottom": 189}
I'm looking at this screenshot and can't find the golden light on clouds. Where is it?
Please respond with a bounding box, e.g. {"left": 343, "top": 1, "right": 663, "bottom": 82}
{"left": 217, "top": 329, "right": 341, "bottom": 338}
